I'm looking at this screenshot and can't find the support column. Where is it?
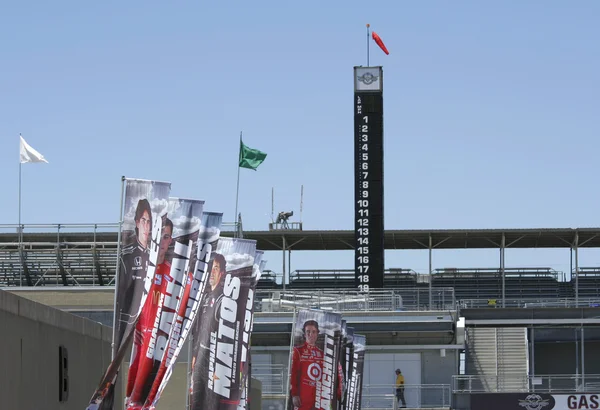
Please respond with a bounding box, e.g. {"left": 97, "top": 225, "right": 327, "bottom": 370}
{"left": 282, "top": 235, "right": 287, "bottom": 292}
{"left": 530, "top": 328, "right": 535, "bottom": 377}
{"left": 575, "top": 328, "right": 580, "bottom": 387}
{"left": 501, "top": 233, "right": 506, "bottom": 308}
{"left": 429, "top": 234, "right": 433, "bottom": 309}
{"left": 574, "top": 232, "right": 579, "bottom": 306}
{"left": 570, "top": 248, "right": 573, "bottom": 292}
{"left": 582, "top": 327, "right": 586, "bottom": 389}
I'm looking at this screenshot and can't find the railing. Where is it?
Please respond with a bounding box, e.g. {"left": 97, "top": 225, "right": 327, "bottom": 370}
{"left": 458, "top": 297, "right": 600, "bottom": 309}
{"left": 252, "top": 364, "right": 287, "bottom": 395}
{"left": 435, "top": 267, "right": 561, "bottom": 279}
{"left": 269, "top": 222, "right": 303, "bottom": 231}
{"left": 289, "top": 269, "right": 418, "bottom": 282}
{"left": 254, "top": 288, "right": 456, "bottom": 312}
{"left": 0, "top": 222, "right": 240, "bottom": 236}
{"left": 362, "top": 384, "right": 451, "bottom": 409}
{"left": 452, "top": 374, "right": 600, "bottom": 393}
{"left": 252, "top": 383, "right": 451, "bottom": 409}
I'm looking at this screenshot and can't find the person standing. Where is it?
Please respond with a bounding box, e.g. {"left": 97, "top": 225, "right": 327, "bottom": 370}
{"left": 395, "top": 369, "right": 406, "bottom": 408}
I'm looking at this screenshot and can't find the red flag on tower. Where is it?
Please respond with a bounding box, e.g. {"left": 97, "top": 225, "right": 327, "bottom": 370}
{"left": 372, "top": 31, "right": 389, "bottom": 55}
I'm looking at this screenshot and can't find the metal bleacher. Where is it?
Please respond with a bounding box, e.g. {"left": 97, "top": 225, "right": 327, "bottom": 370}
{"left": 574, "top": 267, "right": 600, "bottom": 299}
{"left": 2, "top": 224, "right": 600, "bottom": 309}
{"left": 431, "top": 267, "right": 562, "bottom": 302}
{"left": 0, "top": 243, "right": 118, "bottom": 287}
{"left": 288, "top": 268, "right": 418, "bottom": 289}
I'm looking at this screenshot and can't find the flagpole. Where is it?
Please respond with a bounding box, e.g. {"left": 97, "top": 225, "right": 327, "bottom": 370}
{"left": 18, "top": 134, "right": 22, "bottom": 242}
{"left": 112, "top": 176, "right": 126, "bottom": 359}
{"left": 366, "top": 23, "right": 370, "bottom": 66}
{"left": 18, "top": 153, "right": 22, "bottom": 287}
{"left": 234, "top": 131, "right": 242, "bottom": 238}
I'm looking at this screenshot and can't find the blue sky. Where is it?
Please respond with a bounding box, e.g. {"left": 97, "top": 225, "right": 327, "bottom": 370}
{"left": 1, "top": 1, "right": 599, "bottom": 280}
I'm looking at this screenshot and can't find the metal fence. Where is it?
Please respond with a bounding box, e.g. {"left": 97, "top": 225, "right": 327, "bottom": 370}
{"left": 0, "top": 222, "right": 240, "bottom": 237}
{"left": 254, "top": 288, "right": 456, "bottom": 312}
{"left": 362, "top": 384, "right": 451, "bottom": 409}
{"left": 452, "top": 374, "right": 600, "bottom": 393}
{"left": 252, "top": 364, "right": 287, "bottom": 395}
{"left": 253, "top": 378, "right": 451, "bottom": 409}
{"left": 459, "top": 297, "right": 600, "bottom": 309}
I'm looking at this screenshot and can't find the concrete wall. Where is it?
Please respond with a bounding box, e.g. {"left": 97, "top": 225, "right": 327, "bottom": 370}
{"left": 0, "top": 289, "right": 119, "bottom": 410}
{"left": 117, "top": 362, "right": 263, "bottom": 410}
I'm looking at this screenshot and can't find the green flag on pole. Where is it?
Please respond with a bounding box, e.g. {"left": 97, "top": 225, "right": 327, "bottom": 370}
{"left": 239, "top": 140, "right": 267, "bottom": 170}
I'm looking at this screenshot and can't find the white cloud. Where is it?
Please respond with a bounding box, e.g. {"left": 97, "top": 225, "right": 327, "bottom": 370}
{"left": 199, "top": 225, "right": 221, "bottom": 244}
{"left": 172, "top": 215, "right": 202, "bottom": 238}
{"left": 224, "top": 252, "right": 255, "bottom": 272}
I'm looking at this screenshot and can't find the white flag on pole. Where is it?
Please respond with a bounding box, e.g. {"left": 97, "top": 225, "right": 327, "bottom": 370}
{"left": 20, "top": 135, "right": 48, "bottom": 164}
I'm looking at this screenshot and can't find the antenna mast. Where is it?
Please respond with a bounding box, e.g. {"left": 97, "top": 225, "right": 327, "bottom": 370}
{"left": 300, "top": 185, "right": 304, "bottom": 223}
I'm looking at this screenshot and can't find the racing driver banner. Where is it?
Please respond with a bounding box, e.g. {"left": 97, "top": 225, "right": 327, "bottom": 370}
{"left": 346, "top": 334, "right": 366, "bottom": 410}
{"left": 237, "top": 250, "right": 265, "bottom": 410}
{"left": 124, "top": 197, "right": 207, "bottom": 409}
{"left": 342, "top": 326, "right": 355, "bottom": 410}
{"left": 143, "top": 211, "right": 224, "bottom": 409}
{"left": 86, "top": 177, "right": 171, "bottom": 410}
{"left": 288, "top": 308, "right": 343, "bottom": 410}
{"left": 189, "top": 237, "right": 258, "bottom": 410}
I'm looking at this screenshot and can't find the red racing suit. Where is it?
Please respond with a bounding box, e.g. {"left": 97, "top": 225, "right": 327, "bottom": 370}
{"left": 126, "top": 262, "right": 172, "bottom": 409}
{"left": 290, "top": 342, "right": 344, "bottom": 410}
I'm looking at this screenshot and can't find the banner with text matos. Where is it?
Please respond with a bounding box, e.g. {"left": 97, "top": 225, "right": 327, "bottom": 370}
{"left": 288, "top": 308, "right": 343, "bottom": 410}
{"left": 125, "top": 197, "right": 205, "bottom": 409}
{"left": 144, "top": 211, "right": 224, "bottom": 409}
{"left": 86, "top": 178, "right": 171, "bottom": 410}
{"left": 190, "top": 237, "right": 257, "bottom": 410}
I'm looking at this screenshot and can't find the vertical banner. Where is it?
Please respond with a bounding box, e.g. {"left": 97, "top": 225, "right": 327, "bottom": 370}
{"left": 237, "top": 250, "right": 265, "bottom": 410}
{"left": 124, "top": 198, "right": 206, "bottom": 409}
{"left": 189, "top": 237, "right": 258, "bottom": 410}
{"left": 86, "top": 178, "right": 171, "bottom": 410}
{"left": 346, "top": 334, "right": 366, "bottom": 410}
{"left": 144, "top": 211, "right": 224, "bottom": 409}
{"left": 337, "top": 320, "right": 348, "bottom": 410}
{"left": 343, "top": 327, "right": 355, "bottom": 410}
{"left": 288, "top": 308, "right": 343, "bottom": 410}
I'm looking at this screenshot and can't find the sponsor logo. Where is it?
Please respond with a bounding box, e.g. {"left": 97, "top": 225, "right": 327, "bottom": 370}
{"left": 519, "top": 394, "right": 550, "bottom": 410}
{"left": 134, "top": 256, "right": 142, "bottom": 267}
{"left": 357, "top": 72, "right": 378, "bottom": 85}
{"left": 307, "top": 363, "right": 322, "bottom": 381}
{"left": 154, "top": 274, "right": 162, "bottom": 286}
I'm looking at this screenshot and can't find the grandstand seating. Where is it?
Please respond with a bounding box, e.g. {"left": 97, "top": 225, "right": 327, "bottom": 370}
{"left": 2, "top": 233, "right": 600, "bottom": 307}
{"left": 0, "top": 244, "right": 117, "bottom": 287}
{"left": 288, "top": 268, "right": 418, "bottom": 289}
{"left": 432, "top": 267, "right": 562, "bottom": 302}
{"left": 572, "top": 267, "right": 600, "bottom": 298}
{"left": 256, "top": 270, "right": 280, "bottom": 289}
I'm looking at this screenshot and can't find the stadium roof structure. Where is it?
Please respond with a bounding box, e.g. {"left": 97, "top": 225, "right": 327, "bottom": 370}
{"left": 1, "top": 227, "right": 599, "bottom": 251}
{"left": 238, "top": 228, "right": 600, "bottom": 251}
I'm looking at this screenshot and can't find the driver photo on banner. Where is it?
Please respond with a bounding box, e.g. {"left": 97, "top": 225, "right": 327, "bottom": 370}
{"left": 289, "top": 310, "right": 343, "bottom": 410}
